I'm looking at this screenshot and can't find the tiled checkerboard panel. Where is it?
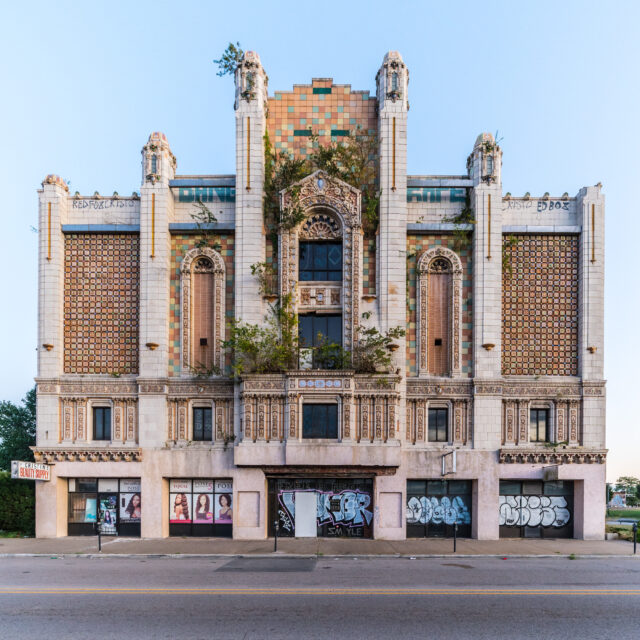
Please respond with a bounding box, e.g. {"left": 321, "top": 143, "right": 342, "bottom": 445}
{"left": 64, "top": 234, "right": 139, "bottom": 374}
{"left": 502, "top": 235, "right": 578, "bottom": 376}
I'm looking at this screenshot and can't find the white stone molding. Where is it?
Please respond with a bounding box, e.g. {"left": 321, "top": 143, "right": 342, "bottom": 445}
{"left": 280, "top": 171, "right": 362, "bottom": 350}
{"left": 180, "top": 247, "right": 226, "bottom": 374}
{"left": 417, "top": 246, "right": 463, "bottom": 377}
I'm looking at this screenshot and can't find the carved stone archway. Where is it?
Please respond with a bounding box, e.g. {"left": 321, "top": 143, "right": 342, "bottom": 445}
{"left": 417, "top": 246, "right": 463, "bottom": 377}
{"left": 180, "top": 247, "right": 226, "bottom": 374}
{"left": 280, "top": 171, "right": 362, "bottom": 350}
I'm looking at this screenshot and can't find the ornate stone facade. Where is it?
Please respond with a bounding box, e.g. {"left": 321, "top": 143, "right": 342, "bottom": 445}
{"left": 35, "top": 50, "right": 606, "bottom": 541}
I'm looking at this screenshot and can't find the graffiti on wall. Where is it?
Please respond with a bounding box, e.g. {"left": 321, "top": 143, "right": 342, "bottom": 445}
{"left": 406, "top": 496, "right": 471, "bottom": 526}
{"left": 278, "top": 489, "right": 373, "bottom": 534}
{"left": 499, "top": 495, "right": 571, "bottom": 528}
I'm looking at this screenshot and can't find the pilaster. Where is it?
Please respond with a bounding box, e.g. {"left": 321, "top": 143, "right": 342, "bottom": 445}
{"left": 234, "top": 51, "right": 268, "bottom": 324}
{"left": 139, "top": 132, "right": 175, "bottom": 447}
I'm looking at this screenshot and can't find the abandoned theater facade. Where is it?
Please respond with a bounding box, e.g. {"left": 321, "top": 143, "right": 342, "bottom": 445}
{"left": 35, "top": 51, "right": 606, "bottom": 540}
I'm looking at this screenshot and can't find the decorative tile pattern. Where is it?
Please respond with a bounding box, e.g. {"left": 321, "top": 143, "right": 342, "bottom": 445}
{"left": 64, "top": 234, "right": 139, "bottom": 374}
{"left": 406, "top": 236, "right": 473, "bottom": 377}
{"left": 502, "top": 235, "right": 578, "bottom": 376}
{"left": 267, "top": 78, "right": 378, "bottom": 160}
{"left": 169, "top": 235, "right": 234, "bottom": 375}
{"left": 362, "top": 236, "right": 376, "bottom": 295}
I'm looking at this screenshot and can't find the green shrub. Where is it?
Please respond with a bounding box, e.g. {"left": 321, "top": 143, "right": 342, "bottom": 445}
{"left": 0, "top": 471, "right": 35, "bottom": 535}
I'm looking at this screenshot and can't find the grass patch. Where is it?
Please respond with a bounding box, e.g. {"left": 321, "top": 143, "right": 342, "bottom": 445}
{"left": 0, "top": 530, "right": 23, "bottom": 538}
{"left": 607, "top": 508, "right": 640, "bottom": 520}
{"left": 568, "top": 553, "right": 577, "bottom": 560}
{"left": 606, "top": 525, "right": 639, "bottom": 542}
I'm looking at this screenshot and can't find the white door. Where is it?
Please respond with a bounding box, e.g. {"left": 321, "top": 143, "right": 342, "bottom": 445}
{"left": 294, "top": 491, "right": 317, "bottom": 538}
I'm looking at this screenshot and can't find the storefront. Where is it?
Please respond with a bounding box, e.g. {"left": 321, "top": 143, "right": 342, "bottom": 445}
{"left": 68, "top": 478, "right": 141, "bottom": 537}
{"left": 406, "top": 479, "right": 472, "bottom": 538}
{"left": 499, "top": 480, "right": 573, "bottom": 538}
{"left": 169, "top": 478, "right": 233, "bottom": 537}
{"left": 268, "top": 478, "right": 374, "bottom": 538}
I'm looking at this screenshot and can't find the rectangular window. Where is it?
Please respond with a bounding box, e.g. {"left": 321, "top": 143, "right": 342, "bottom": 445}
{"left": 93, "top": 407, "right": 111, "bottom": 441}
{"left": 299, "top": 242, "right": 342, "bottom": 281}
{"left": 193, "top": 407, "right": 213, "bottom": 441}
{"left": 302, "top": 404, "right": 338, "bottom": 439}
{"left": 428, "top": 408, "right": 448, "bottom": 442}
{"left": 299, "top": 314, "right": 342, "bottom": 347}
{"left": 530, "top": 408, "right": 549, "bottom": 442}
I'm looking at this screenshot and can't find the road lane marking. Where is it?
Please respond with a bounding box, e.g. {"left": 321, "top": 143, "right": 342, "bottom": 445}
{"left": 1, "top": 588, "right": 640, "bottom": 596}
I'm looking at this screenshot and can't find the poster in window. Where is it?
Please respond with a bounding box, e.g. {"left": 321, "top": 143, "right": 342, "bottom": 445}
{"left": 120, "top": 493, "right": 142, "bottom": 522}
{"left": 214, "top": 480, "right": 233, "bottom": 493}
{"left": 84, "top": 497, "right": 97, "bottom": 523}
{"left": 120, "top": 478, "right": 141, "bottom": 493}
{"left": 193, "top": 479, "right": 214, "bottom": 493}
{"left": 169, "top": 479, "right": 192, "bottom": 493}
{"left": 170, "top": 492, "right": 192, "bottom": 523}
{"left": 193, "top": 493, "right": 214, "bottom": 523}
{"left": 99, "top": 496, "right": 118, "bottom": 534}
{"left": 214, "top": 493, "right": 233, "bottom": 523}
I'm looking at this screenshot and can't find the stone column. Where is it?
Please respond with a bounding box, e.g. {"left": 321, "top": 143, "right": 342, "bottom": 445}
{"left": 234, "top": 51, "right": 268, "bottom": 325}
{"left": 138, "top": 132, "right": 175, "bottom": 448}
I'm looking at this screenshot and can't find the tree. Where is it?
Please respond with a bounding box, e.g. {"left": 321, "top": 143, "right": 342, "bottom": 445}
{"left": 213, "top": 42, "right": 244, "bottom": 77}
{"left": 0, "top": 387, "right": 36, "bottom": 471}
{"left": 615, "top": 476, "right": 640, "bottom": 495}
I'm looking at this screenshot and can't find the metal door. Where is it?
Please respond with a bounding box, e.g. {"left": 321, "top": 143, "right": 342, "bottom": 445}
{"left": 294, "top": 491, "right": 317, "bottom": 538}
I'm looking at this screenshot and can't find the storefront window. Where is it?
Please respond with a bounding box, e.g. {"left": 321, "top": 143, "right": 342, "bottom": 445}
{"left": 499, "top": 480, "right": 573, "bottom": 539}
{"left": 169, "top": 479, "right": 233, "bottom": 537}
{"left": 406, "top": 479, "right": 472, "bottom": 538}
{"left": 68, "top": 478, "right": 141, "bottom": 537}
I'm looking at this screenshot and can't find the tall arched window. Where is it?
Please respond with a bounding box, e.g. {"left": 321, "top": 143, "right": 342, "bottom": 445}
{"left": 180, "top": 247, "right": 226, "bottom": 374}
{"left": 417, "top": 247, "right": 463, "bottom": 378}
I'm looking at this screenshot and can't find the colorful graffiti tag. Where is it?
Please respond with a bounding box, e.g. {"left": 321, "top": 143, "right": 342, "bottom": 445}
{"left": 406, "top": 496, "right": 471, "bottom": 526}
{"left": 498, "top": 495, "right": 571, "bottom": 528}
{"left": 277, "top": 489, "right": 373, "bottom": 536}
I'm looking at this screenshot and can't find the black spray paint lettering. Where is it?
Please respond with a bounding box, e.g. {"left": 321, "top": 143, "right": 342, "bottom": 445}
{"left": 72, "top": 199, "right": 137, "bottom": 210}
{"left": 498, "top": 495, "right": 570, "bottom": 527}
{"left": 536, "top": 200, "right": 570, "bottom": 212}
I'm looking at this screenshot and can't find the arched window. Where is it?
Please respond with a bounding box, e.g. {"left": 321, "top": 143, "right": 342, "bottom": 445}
{"left": 417, "top": 247, "right": 463, "bottom": 377}
{"left": 180, "top": 247, "right": 226, "bottom": 374}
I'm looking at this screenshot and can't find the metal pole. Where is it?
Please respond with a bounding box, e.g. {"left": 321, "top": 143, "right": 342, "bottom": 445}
{"left": 97, "top": 518, "right": 102, "bottom": 552}
{"left": 274, "top": 520, "right": 279, "bottom": 553}
{"left": 453, "top": 522, "right": 458, "bottom": 553}
{"left": 633, "top": 523, "right": 637, "bottom": 555}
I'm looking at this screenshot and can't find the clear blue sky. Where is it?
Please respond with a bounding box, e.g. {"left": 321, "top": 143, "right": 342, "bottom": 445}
{"left": 1, "top": 1, "right": 638, "bottom": 482}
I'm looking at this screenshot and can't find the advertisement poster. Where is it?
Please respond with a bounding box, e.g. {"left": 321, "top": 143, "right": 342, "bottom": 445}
{"left": 120, "top": 479, "right": 141, "bottom": 493}
{"left": 214, "top": 492, "right": 233, "bottom": 523}
{"left": 99, "top": 496, "right": 118, "bottom": 534}
{"left": 170, "top": 492, "right": 192, "bottom": 523}
{"left": 84, "top": 497, "right": 97, "bottom": 523}
{"left": 170, "top": 479, "right": 192, "bottom": 493}
{"left": 120, "top": 493, "right": 142, "bottom": 522}
{"left": 193, "top": 493, "right": 214, "bottom": 523}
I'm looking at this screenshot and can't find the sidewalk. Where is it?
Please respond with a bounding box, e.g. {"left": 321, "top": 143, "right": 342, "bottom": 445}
{"left": 0, "top": 536, "right": 637, "bottom": 558}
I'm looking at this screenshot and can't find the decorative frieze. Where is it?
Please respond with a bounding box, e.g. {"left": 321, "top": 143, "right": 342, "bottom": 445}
{"left": 34, "top": 448, "right": 142, "bottom": 463}
{"left": 499, "top": 449, "right": 606, "bottom": 465}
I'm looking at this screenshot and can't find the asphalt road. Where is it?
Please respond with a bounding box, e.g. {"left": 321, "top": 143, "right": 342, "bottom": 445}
{"left": 1, "top": 556, "right": 639, "bottom": 639}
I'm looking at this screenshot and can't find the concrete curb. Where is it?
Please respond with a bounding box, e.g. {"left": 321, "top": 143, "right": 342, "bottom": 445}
{"left": 1, "top": 552, "right": 638, "bottom": 559}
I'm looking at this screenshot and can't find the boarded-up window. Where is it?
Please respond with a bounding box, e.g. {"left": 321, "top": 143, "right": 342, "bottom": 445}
{"left": 192, "top": 258, "right": 215, "bottom": 370}
{"left": 427, "top": 260, "right": 452, "bottom": 376}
